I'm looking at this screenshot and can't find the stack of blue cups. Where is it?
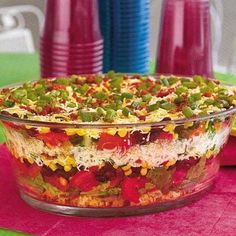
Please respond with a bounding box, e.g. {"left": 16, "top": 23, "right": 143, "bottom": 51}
{"left": 99, "top": 0, "right": 150, "bottom": 74}
{"left": 98, "top": 0, "right": 112, "bottom": 72}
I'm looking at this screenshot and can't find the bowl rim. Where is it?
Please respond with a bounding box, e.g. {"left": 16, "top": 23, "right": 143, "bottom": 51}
{"left": 0, "top": 76, "right": 236, "bottom": 129}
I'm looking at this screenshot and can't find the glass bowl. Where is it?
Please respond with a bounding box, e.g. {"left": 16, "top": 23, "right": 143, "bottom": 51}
{"left": 0, "top": 78, "right": 236, "bottom": 217}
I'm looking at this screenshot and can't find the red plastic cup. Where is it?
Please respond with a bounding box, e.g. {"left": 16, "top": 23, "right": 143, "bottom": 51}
{"left": 70, "top": 0, "right": 102, "bottom": 44}
{"left": 42, "top": 0, "right": 71, "bottom": 44}
{"left": 40, "top": 0, "right": 103, "bottom": 78}
{"left": 156, "top": 0, "right": 214, "bottom": 78}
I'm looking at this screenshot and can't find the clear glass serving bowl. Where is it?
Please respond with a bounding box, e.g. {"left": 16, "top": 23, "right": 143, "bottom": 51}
{"left": 0, "top": 78, "right": 236, "bottom": 217}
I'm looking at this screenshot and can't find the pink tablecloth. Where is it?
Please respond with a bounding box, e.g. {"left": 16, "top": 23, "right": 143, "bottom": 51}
{"left": 1, "top": 144, "right": 236, "bottom": 236}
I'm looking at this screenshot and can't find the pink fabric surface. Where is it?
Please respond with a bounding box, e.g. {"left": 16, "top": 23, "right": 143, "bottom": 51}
{"left": 220, "top": 136, "right": 236, "bottom": 166}
{"left": 0, "top": 144, "right": 236, "bottom": 236}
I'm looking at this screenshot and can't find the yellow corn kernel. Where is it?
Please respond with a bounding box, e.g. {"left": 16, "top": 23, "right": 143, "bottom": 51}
{"left": 76, "top": 128, "right": 87, "bottom": 136}
{"left": 184, "top": 122, "right": 194, "bottom": 129}
{"left": 125, "top": 169, "right": 132, "bottom": 176}
{"left": 28, "top": 158, "right": 34, "bottom": 164}
{"left": 214, "top": 122, "right": 221, "bottom": 131}
{"left": 113, "top": 164, "right": 118, "bottom": 169}
{"left": 165, "top": 159, "right": 177, "bottom": 167}
{"left": 57, "top": 160, "right": 65, "bottom": 166}
{"left": 49, "top": 163, "right": 57, "bottom": 171}
{"left": 122, "top": 164, "right": 131, "bottom": 171}
{"left": 205, "top": 150, "right": 215, "bottom": 159}
{"left": 66, "top": 157, "right": 76, "bottom": 166}
{"left": 140, "top": 168, "right": 148, "bottom": 176}
{"left": 38, "top": 127, "right": 50, "bottom": 134}
{"left": 25, "top": 125, "right": 33, "bottom": 129}
{"left": 107, "top": 128, "right": 117, "bottom": 136}
{"left": 141, "top": 161, "right": 148, "bottom": 168}
{"left": 173, "top": 133, "right": 179, "bottom": 140}
{"left": 64, "top": 165, "right": 72, "bottom": 172}
{"left": 118, "top": 128, "right": 128, "bottom": 138}
{"left": 65, "top": 128, "right": 77, "bottom": 136}
{"left": 163, "top": 123, "right": 176, "bottom": 132}
{"left": 59, "top": 177, "right": 68, "bottom": 186}
{"left": 141, "top": 126, "right": 151, "bottom": 133}
{"left": 233, "top": 100, "right": 236, "bottom": 105}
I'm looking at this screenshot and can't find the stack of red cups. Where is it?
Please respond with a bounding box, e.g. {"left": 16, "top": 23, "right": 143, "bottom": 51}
{"left": 40, "top": 0, "right": 103, "bottom": 78}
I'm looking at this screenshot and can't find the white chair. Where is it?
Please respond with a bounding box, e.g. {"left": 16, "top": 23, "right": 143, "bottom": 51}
{"left": 0, "top": 5, "right": 44, "bottom": 53}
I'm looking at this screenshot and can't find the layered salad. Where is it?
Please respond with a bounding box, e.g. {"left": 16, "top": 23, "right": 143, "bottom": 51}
{"left": 0, "top": 73, "right": 235, "bottom": 209}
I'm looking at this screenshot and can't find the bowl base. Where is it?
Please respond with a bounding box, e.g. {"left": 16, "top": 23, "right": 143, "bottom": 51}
{"left": 20, "top": 177, "right": 215, "bottom": 217}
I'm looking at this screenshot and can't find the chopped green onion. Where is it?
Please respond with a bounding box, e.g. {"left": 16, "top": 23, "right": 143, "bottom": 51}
{"left": 94, "top": 92, "right": 108, "bottom": 100}
{"left": 161, "top": 78, "right": 169, "bottom": 86}
{"left": 104, "top": 109, "right": 116, "bottom": 122}
{"left": 182, "top": 81, "right": 197, "bottom": 89}
{"left": 142, "top": 94, "right": 152, "bottom": 102}
{"left": 182, "top": 106, "right": 194, "bottom": 118}
{"left": 161, "top": 101, "right": 175, "bottom": 111}
{"left": 175, "top": 86, "right": 188, "bottom": 95}
{"left": 121, "top": 92, "right": 133, "bottom": 100}
{"left": 60, "top": 90, "right": 69, "bottom": 99}
{"left": 148, "top": 102, "right": 160, "bottom": 112}
{"left": 131, "top": 101, "right": 141, "bottom": 108}
{"left": 3, "top": 100, "right": 15, "bottom": 108}
{"left": 193, "top": 76, "right": 205, "bottom": 85}
{"left": 174, "top": 96, "right": 183, "bottom": 104}
{"left": 97, "top": 107, "right": 106, "bottom": 116}
{"left": 67, "top": 102, "right": 76, "bottom": 108}
{"left": 12, "top": 89, "right": 27, "bottom": 100}
{"left": 80, "top": 110, "right": 99, "bottom": 122}
{"left": 167, "top": 77, "right": 178, "bottom": 85}
{"left": 122, "top": 107, "right": 130, "bottom": 117}
{"left": 78, "top": 83, "right": 89, "bottom": 95}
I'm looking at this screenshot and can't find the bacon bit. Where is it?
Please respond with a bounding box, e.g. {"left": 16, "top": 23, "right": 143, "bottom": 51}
{"left": 73, "top": 93, "right": 82, "bottom": 103}
{"left": 19, "top": 106, "right": 35, "bottom": 113}
{"left": 86, "top": 75, "right": 95, "bottom": 83}
{"left": 69, "top": 113, "right": 78, "bottom": 120}
{"left": 203, "top": 92, "right": 212, "bottom": 97}
{"left": 131, "top": 74, "right": 141, "bottom": 79}
{"left": 52, "top": 83, "right": 67, "bottom": 90}
{"left": 157, "top": 88, "right": 174, "bottom": 98}
{"left": 139, "top": 116, "right": 146, "bottom": 121}
{"left": 140, "top": 90, "right": 149, "bottom": 95}
{"left": 75, "top": 79, "right": 83, "bottom": 85}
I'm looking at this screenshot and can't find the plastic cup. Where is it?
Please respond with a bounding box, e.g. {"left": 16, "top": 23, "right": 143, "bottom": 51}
{"left": 156, "top": 0, "right": 213, "bottom": 78}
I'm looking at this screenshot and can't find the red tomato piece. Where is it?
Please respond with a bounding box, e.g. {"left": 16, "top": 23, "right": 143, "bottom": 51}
{"left": 36, "top": 132, "right": 69, "bottom": 146}
{"left": 44, "top": 175, "right": 69, "bottom": 192}
{"left": 70, "top": 171, "right": 98, "bottom": 192}
{"left": 110, "top": 168, "right": 125, "bottom": 187}
{"left": 14, "top": 160, "right": 41, "bottom": 178}
{"left": 159, "top": 131, "right": 173, "bottom": 140}
{"left": 97, "top": 133, "right": 134, "bottom": 153}
{"left": 121, "top": 177, "right": 140, "bottom": 203}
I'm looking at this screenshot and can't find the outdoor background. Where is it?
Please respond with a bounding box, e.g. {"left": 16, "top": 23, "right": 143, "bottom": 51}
{"left": 0, "top": 0, "right": 235, "bottom": 74}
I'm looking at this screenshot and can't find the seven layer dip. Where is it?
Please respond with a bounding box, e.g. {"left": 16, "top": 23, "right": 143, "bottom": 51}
{"left": 0, "top": 73, "right": 236, "bottom": 212}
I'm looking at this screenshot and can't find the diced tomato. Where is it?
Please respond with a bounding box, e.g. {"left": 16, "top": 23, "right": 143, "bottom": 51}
{"left": 172, "top": 169, "right": 187, "bottom": 186}
{"left": 159, "top": 131, "right": 173, "bottom": 140}
{"left": 13, "top": 160, "right": 41, "bottom": 178}
{"left": 44, "top": 175, "right": 69, "bottom": 192}
{"left": 70, "top": 171, "right": 98, "bottom": 192}
{"left": 36, "top": 132, "right": 69, "bottom": 146}
{"left": 97, "top": 133, "right": 134, "bottom": 153}
{"left": 121, "top": 177, "right": 148, "bottom": 203}
{"left": 110, "top": 168, "right": 124, "bottom": 187}
{"left": 52, "top": 83, "right": 67, "bottom": 90}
